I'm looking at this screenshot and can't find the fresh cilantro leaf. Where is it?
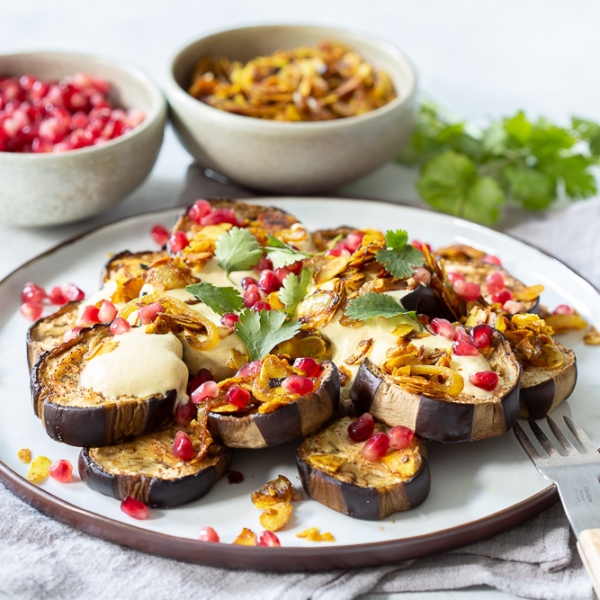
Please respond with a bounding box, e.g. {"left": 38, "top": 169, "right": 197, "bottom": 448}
{"left": 185, "top": 282, "right": 243, "bottom": 316}
{"left": 385, "top": 230, "right": 408, "bottom": 251}
{"left": 264, "top": 236, "right": 310, "bottom": 269}
{"left": 504, "top": 165, "right": 554, "bottom": 210}
{"left": 345, "top": 292, "right": 418, "bottom": 323}
{"left": 572, "top": 117, "right": 600, "bottom": 156}
{"left": 215, "top": 227, "right": 263, "bottom": 275}
{"left": 279, "top": 268, "right": 313, "bottom": 316}
{"left": 504, "top": 111, "right": 532, "bottom": 146}
{"left": 463, "top": 176, "right": 505, "bottom": 225}
{"left": 481, "top": 121, "right": 508, "bottom": 156}
{"left": 539, "top": 155, "right": 597, "bottom": 200}
{"left": 234, "top": 309, "right": 302, "bottom": 362}
{"left": 376, "top": 230, "right": 425, "bottom": 279}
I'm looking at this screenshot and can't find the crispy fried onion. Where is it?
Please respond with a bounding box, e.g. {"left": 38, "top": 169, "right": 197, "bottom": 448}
{"left": 424, "top": 247, "right": 468, "bottom": 320}
{"left": 513, "top": 284, "right": 544, "bottom": 302}
{"left": 143, "top": 257, "right": 198, "bottom": 292}
{"left": 544, "top": 312, "right": 588, "bottom": 334}
{"left": 297, "top": 280, "right": 344, "bottom": 328}
{"left": 188, "top": 403, "right": 213, "bottom": 463}
{"left": 434, "top": 244, "right": 487, "bottom": 262}
{"left": 584, "top": 326, "right": 600, "bottom": 346}
{"left": 117, "top": 293, "right": 219, "bottom": 351}
{"left": 344, "top": 338, "right": 373, "bottom": 365}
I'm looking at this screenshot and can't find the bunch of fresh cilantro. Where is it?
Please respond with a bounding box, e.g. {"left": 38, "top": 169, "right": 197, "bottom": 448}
{"left": 398, "top": 101, "right": 600, "bottom": 225}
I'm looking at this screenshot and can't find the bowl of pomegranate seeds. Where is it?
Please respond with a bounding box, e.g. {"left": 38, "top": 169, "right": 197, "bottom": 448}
{"left": 165, "top": 25, "right": 417, "bottom": 194}
{"left": 0, "top": 52, "right": 166, "bottom": 226}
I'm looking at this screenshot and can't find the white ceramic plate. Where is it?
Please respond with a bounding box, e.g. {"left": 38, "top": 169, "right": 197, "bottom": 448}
{"left": 1, "top": 198, "right": 598, "bottom": 570}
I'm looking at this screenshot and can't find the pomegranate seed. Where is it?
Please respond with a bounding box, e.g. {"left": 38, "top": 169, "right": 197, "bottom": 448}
{"left": 293, "top": 357, "right": 322, "bottom": 377}
{"left": 187, "top": 368, "right": 215, "bottom": 394}
{"left": 491, "top": 288, "right": 513, "bottom": 305}
{"left": 21, "top": 282, "right": 46, "bottom": 304}
{"left": 62, "top": 283, "right": 85, "bottom": 302}
{"left": 20, "top": 302, "right": 43, "bottom": 321}
{"left": 412, "top": 267, "right": 431, "bottom": 284}
{"left": 236, "top": 361, "right": 261, "bottom": 377}
{"left": 327, "top": 247, "right": 351, "bottom": 258}
{"left": 139, "top": 302, "right": 165, "bottom": 324}
{"left": 191, "top": 380, "right": 219, "bottom": 403}
{"left": 454, "top": 326, "right": 472, "bottom": 343}
{"left": 453, "top": 339, "right": 480, "bottom": 356}
{"left": 48, "top": 286, "right": 67, "bottom": 305}
{"left": 150, "top": 224, "right": 170, "bottom": 246}
{"left": 282, "top": 375, "right": 314, "bottom": 395}
{"left": 252, "top": 301, "right": 272, "bottom": 312}
{"left": 175, "top": 401, "right": 196, "bottom": 426}
{"left": 287, "top": 260, "right": 303, "bottom": 275}
{"left": 389, "top": 425, "right": 414, "bottom": 449}
{"left": 469, "top": 371, "right": 499, "bottom": 391}
{"left": 429, "top": 318, "right": 454, "bottom": 340}
{"left": 220, "top": 313, "right": 240, "bottom": 327}
{"left": 78, "top": 305, "right": 100, "bottom": 325}
{"left": 362, "top": 433, "right": 390, "bottom": 461}
{"left": 188, "top": 199, "right": 212, "bottom": 223}
{"left": 200, "top": 207, "right": 239, "bottom": 226}
{"left": 241, "top": 277, "right": 258, "bottom": 289}
{"left": 168, "top": 231, "right": 189, "bottom": 253}
{"left": 48, "top": 459, "right": 73, "bottom": 483}
{"left": 243, "top": 287, "right": 261, "bottom": 308}
{"left": 453, "top": 279, "right": 481, "bottom": 301}
{"left": 471, "top": 324, "right": 494, "bottom": 348}
{"left": 447, "top": 272, "right": 465, "bottom": 284}
{"left": 411, "top": 239, "right": 432, "bottom": 253}
{"left": 274, "top": 267, "right": 291, "bottom": 284}
{"left": 198, "top": 526, "right": 220, "bottom": 542}
{"left": 503, "top": 300, "right": 523, "bottom": 314}
{"left": 256, "top": 256, "right": 274, "bottom": 271}
{"left": 258, "top": 531, "right": 281, "bottom": 547}
{"left": 486, "top": 272, "right": 505, "bottom": 295}
{"left": 226, "top": 385, "right": 251, "bottom": 408}
{"left": 172, "top": 430, "right": 195, "bottom": 461}
{"left": 120, "top": 496, "right": 149, "bottom": 520}
{"left": 258, "top": 270, "right": 281, "bottom": 293}
{"left": 109, "top": 317, "right": 130, "bottom": 335}
{"left": 63, "top": 326, "right": 84, "bottom": 342}
{"left": 482, "top": 254, "right": 502, "bottom": 266}
{"left": 553, "top": 304, "right": 574, "bottom": 316}
{"left": 347, "top": 413, "right": 375, "bottom": 442}
{"left": 98, "top": 300, "right": 117, "bottom": 323}
{"left": 344, "top": 232, "right": 365, "bottom": 253}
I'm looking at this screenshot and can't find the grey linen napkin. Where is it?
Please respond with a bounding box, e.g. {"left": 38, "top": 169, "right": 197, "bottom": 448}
{"left": 1, "top": 165, "right": 598, "bottom": 600}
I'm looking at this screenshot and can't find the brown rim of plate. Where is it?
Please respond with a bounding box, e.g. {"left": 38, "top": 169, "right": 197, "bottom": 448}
{"left": 2, "top": 196, "right": 593, "bottom": 571}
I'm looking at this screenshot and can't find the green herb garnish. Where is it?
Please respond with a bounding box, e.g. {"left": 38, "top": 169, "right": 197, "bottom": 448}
{"left": 375, "top": 230, "right": 425, "bottom": 279}
{"left": 264, "top": 236, "right": 311, "bottom": 269}
{"left": 185, "top": 282, "right": 243, "bottom": 316}
{"left": 215, "top": 227, "right": 263, "bottom": 275}
{"left": 279, "top": 267, "right": 313, "bottom": 316}
{"left": 345, "top": 292, "right": 418, "bottom": 323}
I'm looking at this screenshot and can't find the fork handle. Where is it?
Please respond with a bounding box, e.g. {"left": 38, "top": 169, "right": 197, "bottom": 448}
{"left": 578, "top": 530, "right": 600, "bottom": 598}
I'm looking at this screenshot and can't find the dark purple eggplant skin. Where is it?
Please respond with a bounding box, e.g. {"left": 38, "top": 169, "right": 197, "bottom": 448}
{"left": 401, "top": 285, "right": 451, "bottom": 321}
{"left": 78, "top": 446, "right": 232, "bottom": 508}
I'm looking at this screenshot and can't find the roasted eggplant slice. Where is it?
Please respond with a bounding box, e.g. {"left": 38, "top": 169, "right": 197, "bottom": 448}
{"left": 79, "top": 425, "right": 232, "bottom": 508}
{"left": 297, "top": 417, "right": 430, "bottom": 520}
{"left": 208, "top": 361, "right": 341, "bottom": 449}
{"left": 101, "top": 250, "right": 168, "bottom": 283}
{"left": 31, "top": 325, "right": 185, "bottom": 447}
{"left": 349, "top": 331, "right": 521, "bottom": 443}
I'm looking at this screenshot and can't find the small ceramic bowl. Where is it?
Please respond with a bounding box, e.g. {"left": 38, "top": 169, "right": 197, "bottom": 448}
{"left": 0, "top": 52, "right": 167, "bottom": 227}
{"left": 165, "top": 25, "right": 418, "bottom": 194}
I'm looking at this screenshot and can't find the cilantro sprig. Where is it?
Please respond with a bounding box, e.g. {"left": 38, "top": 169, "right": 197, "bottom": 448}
{"left": 234, "top": 309, "right": 302, "bottom": 362}
{"left": 398, "top": 101, "right": 600, "bottom": 224}
{"left": 279, "top": 267, "right": 313, "bottom": 316}
{"left": 264, "top": 236, "right": 311, "bottom": 268}
{"left": 215, "top": 227, "right": 263, "bottom": 275}
{"left": 376, "top": 230, "right": 425, "bottom": 279}
{"left": 345, "top": 292, "right": 418, "bottom": 323}
{"left": 185, "top": 282, "right": 243, "bottom": 316}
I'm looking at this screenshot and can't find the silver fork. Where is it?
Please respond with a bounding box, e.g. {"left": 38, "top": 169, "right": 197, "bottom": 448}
{"left": 514, "top": 416, "right": 600, "bottom": 597}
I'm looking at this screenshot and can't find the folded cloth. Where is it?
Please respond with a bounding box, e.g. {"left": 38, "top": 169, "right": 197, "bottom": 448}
{"left": 1, "top": 164, "right": 597, "bottom": 600}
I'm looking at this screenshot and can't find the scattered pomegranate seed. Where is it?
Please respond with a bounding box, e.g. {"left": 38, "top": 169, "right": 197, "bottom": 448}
{"left": 241, "top": 277, "right": 258, "bottom": 289}
{"left": 471, "top": 324, "right": 494, "bottom": 348}
{"left": 491, "top": 288, "right": 513, "bottom": 305}
{"left": 412, "top": 267, "right": 431, "bottom": 284}
{"left": 172, "top": 430, "right": 195, "bottom": 461}
{"left": 469, "top": 371, "right": 499, "bottom": 391}
{"left": 453, "top": 279, "right": 481, "bottom": 301}
{"left": 226, "top": 385, "right": 251, "bottom": 408}
{"left": 326, "top": 246, "right": 351, "bottom": 258}
{"left": 187, "top": 368, "right": 215, "bottom": 395}
{"left": 274, "top": 267, "right": 291, "bottom": 284}
{"left": 62, "top": 283, "right": 85, "bottom": 302}
{"left": 150, "top": 224, "right": 170, "bottom": 246}
{"left": 252, "top": 301, "right": 271, "bottom": 312}
{"left": 191, "top": 380, "right": 220, "bottom": 403}
{"left": 188, "top": 199, "right": 212, "bottom": 223}
{"left": 120, "top": 496, "right": 149, "bottom": 520}
{"left": 220, "top": 313, "right": 240, "bottom": 327}
{"left": 347, "top": 413, "right": 375, "bottom": 442}
{"left": 21, "top": 282, "right": 46, "bottom": 304}
{"left": 48, "top": 459, "right": 73, "bottom": 483}
{"left": 293, "top": 357, "right": 322, "bottom": 377}
{"left": 198, "top": 526, "right": 220, "bottom": 543}
{"left": 243, "top": 286, "right": 261, "bottom": 308}
{"left": 236, "top": 361, "right": 262, "bottom": 377}
{"left": 553, "top": 304, "right": 575, "bottom": 316}
{"left": 486, "top": 272, "right": 505, "bottom": 295}
{"left": 175, "top": 401, "right": 196, "bottom": 426}
{"left": 256, "top": 256, "right": 274, "bottom": 272}
{"left": 430, "top": 318, "right": 454, "bottom": 340}
{"left": 411, "top": 240, "right": 432, "bottom": 253}
{"left": 482, "top": 254, "right": 502, "bottom": 266}
{"left": 258, "top": 270, "right": 281, "bottom": 293}
{"left": 200, "top": 207, "right": 239, "bottom": 226}
{"left": 453, "top": 338, "right": 480, "bottom": 356}
{"left": 258, "top": 531, "right": 281, "bottom": 547}
{"left": 98, "top": 300, "right": 117, "bottom": 323}
{"left": 168, "top": 231, "right": 189, "bottom": 254}
{"left": 109, "top": 317, "right": 130, "bottom": 335}
{"left": 447, "top": 272, "right": 465, "bottom": 284}
{"left": 20, "top": 302, "right": 43, "bottom": 322}
{"left": 503, "top": 300, "right": 523, "bottom": 314}
{"left": 282, "top": 375, "right": 314, "bottom": 395}
{"left": 287, "top": 260, "right": 304, "bottom": 275}
{"left": 453, "top": 326, "right": 471, "bottom": 344}
{"left": 78, "top": 305, "right": 100, "bottom": 325}
{"left": 362, "top": 432, "right": 390, "bottom": 461}
{"left": 63, "top": 326, "right": 84, "bottom": 342}
{"left": 48, "top": 286, "right": 67, "bottom": 305}
{"left": 344, "top": 232, "right": 365, "bottom": 253}
{"left": 139, "top": 302, "right": 165, "bottom": 324}
{"left": 389, "top": 425, "right": 414, "bottom": 450}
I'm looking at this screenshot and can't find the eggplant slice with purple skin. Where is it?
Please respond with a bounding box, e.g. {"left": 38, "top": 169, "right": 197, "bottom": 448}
{"left": 297, "top": 417, "right": 430, "bottom": 520}
{"left": 79, "top": 425, "right": 232, "bottom": 508}
{"left": 349, "top": 331, "right": 522, "bottom": 443}
{"left": 101, "top": 249, "right": 168, "bottom": 283}
{"left": 31, "top": 325, "right": 177, "bottom": 447}
{"left": 208, "top": 361, "right": 341, "bottom": 449}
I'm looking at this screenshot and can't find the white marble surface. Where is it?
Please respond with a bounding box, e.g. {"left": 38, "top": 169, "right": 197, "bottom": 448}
{"left": 1, "top": 2, "right": 599, "bottom": 599}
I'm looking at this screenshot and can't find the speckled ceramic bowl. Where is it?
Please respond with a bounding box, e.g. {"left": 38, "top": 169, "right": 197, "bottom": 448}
{"left": 0, "top": 52, "right": 167, "bottom": 227}
{"left": 165, "top": 25, "right": 418, "bottom": 194}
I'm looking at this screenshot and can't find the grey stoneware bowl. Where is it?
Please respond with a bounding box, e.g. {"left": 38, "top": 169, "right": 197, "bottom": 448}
{"left": 165, "top": 25, "right": 418, "bottom": 194}
{"left": 0, "top": 52, "right": 167, "bottom": 227}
